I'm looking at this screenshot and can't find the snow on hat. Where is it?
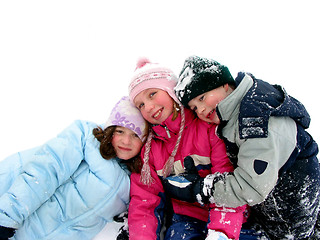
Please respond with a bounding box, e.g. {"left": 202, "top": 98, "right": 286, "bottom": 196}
{"left": 128, "top": 58, "right": 185, "bottom": 185}
{"left": 105, "top": 96, "right": 148, "bottom": 142}
{"left": 128, "top": 57, "right": 179, "bottom": 103}
{"left": 174, "top": 56, "right": 235, "bottom": 107}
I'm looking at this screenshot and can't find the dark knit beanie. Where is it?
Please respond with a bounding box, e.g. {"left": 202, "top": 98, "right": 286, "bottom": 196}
{"left": 174, "top": 56, "right": 235, "bottom": 107}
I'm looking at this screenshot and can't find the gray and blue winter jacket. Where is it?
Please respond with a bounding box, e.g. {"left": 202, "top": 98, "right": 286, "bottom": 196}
{"left": 213, "top": 72, "right": 318, "bottom": 207}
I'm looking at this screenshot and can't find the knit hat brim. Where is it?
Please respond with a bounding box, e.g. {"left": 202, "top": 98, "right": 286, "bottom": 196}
{"left": 174, "top": 56, "right": 235, "bottom": 107}
{"left": 105, "top": 96, "right": 148, "bottom": 142}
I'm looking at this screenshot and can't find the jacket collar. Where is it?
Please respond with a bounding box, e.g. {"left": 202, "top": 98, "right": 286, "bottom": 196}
{"left": 152, "top": 108, "right": 195, "bottom": 141}
{"left": 217, "top": 72, "right": 253, "bottom": 122}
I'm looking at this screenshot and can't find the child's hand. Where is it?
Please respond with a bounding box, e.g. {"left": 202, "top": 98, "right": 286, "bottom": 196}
{"left": 0, "top": 226, "right": 16, "bottom": 240}
{"left": 116, "top": 225, "right": 129, "bottom": 240}
{"left": 114, "top": 211, "right": 129, "bottom": 240}
{"left": 162, "top": 156, "right": 206, "bottom": 203}
{"left": 162, "top": 156, "right": 232, "bottom": 205}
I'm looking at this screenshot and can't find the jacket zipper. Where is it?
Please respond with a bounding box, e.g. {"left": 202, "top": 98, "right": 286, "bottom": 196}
{"left": 164, "top": 126, "right": 171, "bottom": 138}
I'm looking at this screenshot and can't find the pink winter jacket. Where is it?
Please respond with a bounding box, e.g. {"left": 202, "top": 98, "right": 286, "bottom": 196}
{"left": 128, "top": 108, "right": 246, "bottom": 240}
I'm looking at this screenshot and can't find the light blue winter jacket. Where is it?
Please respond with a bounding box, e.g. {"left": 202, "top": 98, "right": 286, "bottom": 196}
{"left": 0, "top": 120, "right": 130, "bottom": 240}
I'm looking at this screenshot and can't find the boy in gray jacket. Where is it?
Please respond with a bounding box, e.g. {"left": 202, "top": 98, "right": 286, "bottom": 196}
{"left": 163, "top": 56, "right": 320, "bottom": 239}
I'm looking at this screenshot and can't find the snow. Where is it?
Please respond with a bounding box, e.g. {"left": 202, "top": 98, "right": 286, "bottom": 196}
{"left": 0, "top": 1, "right": 319, "bottom": 239}
{"left": 0, "top": 1, "right": 319, "bottom": 160}
{"left": 206, "top": 229, "right": 230, "bottom": 240}
{"left": 174, "top": 67, "right": 195, "bottom": 96}
{"left": 93, "top": 221, "right": 123, "bottom": 240}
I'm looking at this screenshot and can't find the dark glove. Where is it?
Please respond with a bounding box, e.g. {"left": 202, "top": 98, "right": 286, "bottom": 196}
{"left": 162, "top": 156, "right": 208, "bottom": 203}
{"left": 163, "top": 156, "right": 232, "bottom": 205}
{"left": 0, "top": 226, "right": 15, "bottom": 240}
{"left": 116, "top": 225, "right": 129, "bottom": 240}
{"left": 114, "top": 211, "right": 129, "bottom": 240}
{"left": 113, "top": 211, "right": 128, "bottom": 223}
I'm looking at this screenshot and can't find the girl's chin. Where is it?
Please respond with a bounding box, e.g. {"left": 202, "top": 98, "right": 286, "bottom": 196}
{"left": 199, "top": 117, "right": 212, "bottom": 123}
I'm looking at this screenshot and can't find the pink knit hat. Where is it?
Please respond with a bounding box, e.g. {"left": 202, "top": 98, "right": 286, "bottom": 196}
{"left": 128, "top": 58, "right": 185, "bottom": 185}
{"left": 128, "top": 57, "right": 179, "bottom": 103}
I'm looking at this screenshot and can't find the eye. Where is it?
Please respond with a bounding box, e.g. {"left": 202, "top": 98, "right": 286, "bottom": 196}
{"left": 192, "top": 106, "right": 198, "bottom": 111}
{"left": 136, "top": 102, "right": 144, "bottom": 109}
{"left": 132, "top": 133, "right": 139, "bottom": 139}
{"left": 199, "top": 95, "right": 204, "bottom": 101}
{"left": 115, "top": 129, "right": 124, "bottom": 134}
{"left": 149, "top": 91, "right": 156, "bottom": 98}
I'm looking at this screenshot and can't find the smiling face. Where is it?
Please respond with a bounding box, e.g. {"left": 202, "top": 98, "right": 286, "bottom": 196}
{"left": 188, "top": 85, "right": 230, "bottom": 124}
{"left": 111, "top": 126, "right": 143, "bottom": 160}
{"left": 133, "top": 88, "right": 174, "bottom": 125}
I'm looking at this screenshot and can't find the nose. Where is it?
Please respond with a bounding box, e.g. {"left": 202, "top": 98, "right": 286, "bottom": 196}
{"left": 197, "top": 105, "right": 206, "bottom": 115}
{"left": 145, "top": 103, "right": 155, "bottom": 113}
{"left": 121, "top": 134, "right": 131, "bottom": 145}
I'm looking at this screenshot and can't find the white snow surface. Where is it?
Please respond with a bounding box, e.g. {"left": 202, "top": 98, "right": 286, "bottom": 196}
{"left": 93, "top": 221, "right": 123, "bottom": 240}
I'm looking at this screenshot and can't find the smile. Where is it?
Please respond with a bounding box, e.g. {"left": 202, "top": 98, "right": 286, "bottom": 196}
{"left": 153, "top": 108, "right": 163, "bottom": 119}
{"left": 206, "top": 109, "right": 215, "bottom": 119}
{"left": 118, "top": 146, "right": 131, "bottom": 151}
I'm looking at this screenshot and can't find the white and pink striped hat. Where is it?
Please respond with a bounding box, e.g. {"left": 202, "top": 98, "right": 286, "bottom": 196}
{"left": 128, "top": 57, "right": 179, "bottom": 104}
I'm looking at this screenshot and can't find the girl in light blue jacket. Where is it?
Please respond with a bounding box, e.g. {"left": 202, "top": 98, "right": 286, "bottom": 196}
{"left": 0, "top": 96, "right": 148, "bottom": 240}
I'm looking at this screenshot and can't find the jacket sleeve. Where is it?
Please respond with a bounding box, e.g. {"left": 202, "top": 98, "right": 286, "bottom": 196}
{"left": 213, "top": 117, "right": 298, "bottom": 208}
{"left": 207, "top": 204, "right": 247, "bottom": 239}
{"left": 0, "top": 120, "right": 91, "bottom": 228}
{"left": 208, "top": 124, "right": 247, "bottom": 239}
{"left": 128, "top": 148, "right": 166, "bottom": 240}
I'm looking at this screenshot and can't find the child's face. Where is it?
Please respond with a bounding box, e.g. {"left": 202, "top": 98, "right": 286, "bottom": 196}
{"left": 134, "top": 88, "right": 174, "bottom": 125}
{"left": 112, "top": 126, "right": 143, "bottom": 160}
{"left": 188, "top": 85, "right": 229, "bottom": 124}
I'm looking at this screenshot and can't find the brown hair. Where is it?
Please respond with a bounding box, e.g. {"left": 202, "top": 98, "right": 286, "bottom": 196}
{"left": 92, "top": 126, "right": 143, "bottom": 173}
{"left": 172, "top": 101, "right": 180, "bottom": 121}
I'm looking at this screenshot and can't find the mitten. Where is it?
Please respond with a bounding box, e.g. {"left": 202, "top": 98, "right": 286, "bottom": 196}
{"left": 114, "top": 211, "right": 129, "bottom": 240}
{"left": 116, "top": 225, "right": 129, "bottom": 240}
{"left": 0, "top": 226, "right": 16, "bottom": 240}
{"left": 162, "top": 156, "right": 231, "bottom": 205}
{"left": 206, "top": 229, "right": 232, "bottom": 240}
{"left": 162, "top": 156, "right": 206, "bottom": 203}
{"left": 113, "top": 211, "right": 128, "bottom": 223}
{"left": 200, "top": 172, "right": 231, "bottom": 204}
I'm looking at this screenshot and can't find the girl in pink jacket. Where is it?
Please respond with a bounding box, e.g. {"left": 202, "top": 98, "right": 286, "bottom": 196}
{"left": 127, "top": 58, "right": 247, "bottom": 240}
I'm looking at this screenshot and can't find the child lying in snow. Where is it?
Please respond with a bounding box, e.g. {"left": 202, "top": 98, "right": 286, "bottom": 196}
{"left": 0, "top": 96, "right": 147, "bottom": 240}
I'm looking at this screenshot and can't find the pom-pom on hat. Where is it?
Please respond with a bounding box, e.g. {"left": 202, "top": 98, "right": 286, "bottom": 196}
{"left": 128, "top": 57, "right": 179, "bottom": 104}
{"left": 105, "top": 96, "right": 148, "bottom": 142}
{"left": 174, "top": 56, "right": 235, "bottom": 107}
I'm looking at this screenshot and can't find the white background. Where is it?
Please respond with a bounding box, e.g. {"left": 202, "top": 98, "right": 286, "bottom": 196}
{"left": 0, "top": 0, "right": 319, "bottom": 161}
